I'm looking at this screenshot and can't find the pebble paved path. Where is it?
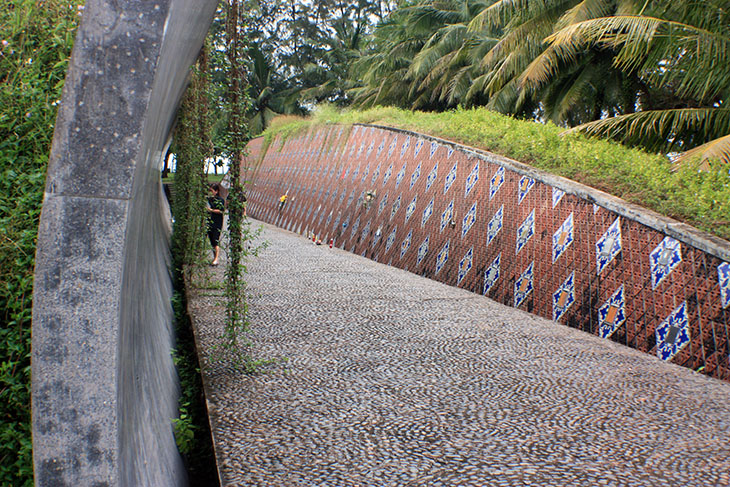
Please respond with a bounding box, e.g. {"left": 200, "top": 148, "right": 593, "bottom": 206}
{"left": 189, "top": 220, "right": 730, "bottom": 486}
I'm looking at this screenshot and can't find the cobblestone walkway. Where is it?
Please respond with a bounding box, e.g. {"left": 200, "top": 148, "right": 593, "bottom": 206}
{"left": 189, "top": 220, "right": 730, "bottom": 486}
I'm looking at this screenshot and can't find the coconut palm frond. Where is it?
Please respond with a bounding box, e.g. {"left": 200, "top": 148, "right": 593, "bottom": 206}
{"left": 675, "top": 134, "right": 730, "bottom": 167}
{"left": 564, "top": 107, "right": 730, "bottom": 152}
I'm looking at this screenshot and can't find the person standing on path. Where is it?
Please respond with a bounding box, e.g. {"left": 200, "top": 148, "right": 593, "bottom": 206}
{"left": 207, "top": 182, "right": 225, "bottom": 266}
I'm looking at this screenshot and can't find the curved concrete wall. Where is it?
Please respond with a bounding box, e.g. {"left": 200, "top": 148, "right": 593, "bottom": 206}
{"left": 32, "top": 1, "right": 217, "bottom": 485}
{"left": 243, "top": 124, "right": 730, "bottom": 382}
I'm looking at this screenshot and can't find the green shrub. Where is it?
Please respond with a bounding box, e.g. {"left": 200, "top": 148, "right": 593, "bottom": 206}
{"left": 0, "top": 2, "right": 82, "bottom": 484}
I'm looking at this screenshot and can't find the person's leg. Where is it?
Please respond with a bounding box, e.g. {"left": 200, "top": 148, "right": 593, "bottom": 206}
{"left": 212, "top": 245, "right": 220, "bottom": 265}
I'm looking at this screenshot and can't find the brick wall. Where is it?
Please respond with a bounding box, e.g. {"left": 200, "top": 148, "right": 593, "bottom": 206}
{"left": 242, "top": 124, "right": 730, "bottom": 381}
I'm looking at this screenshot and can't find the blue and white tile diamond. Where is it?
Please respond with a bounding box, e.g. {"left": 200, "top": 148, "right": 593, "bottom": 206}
{"left": 400, "top": 230, "right": 412, "bottom": 260}
{"left": 444, "top": 163, "right": 458, "bottom": 195}
{"left": 410, "top": 161, "right": 422, "bottom": 189}
{"left": 422, "top": 197, "right": 434, "bottom": 227}
{"left": 382, "top": 163, "right": 393, "bottom": 186}
{"left": 718, "top": 262, "right": 730, "bottom": 308}
{"left": 405, "top": 196, "right": 418, "bottom": 223}
{"left": 598, "top": 285, "right": 626, "bottom": 339}
{"left": 401, "top": 136, "right": 411, "bottom": 157}
{"left": 436, "top": 240, "right": 450, "bottom": 275}
{"left": 391, "top": 194, "right": 402, "bottom": 220}
{"left": 596, "top": 217, "right": 622, "bottom": 275}
{"left": 483, "top": 253, "right": 501, "bottom": 295}
{"left": 457, "top": 247, "right": 474, "bottom": 286}
{"left": 361, "top": 220, "right": 371, "bottom": 241}
{"left": 429, "top": 141, "right": 439, "bottom": 158}
{"left": 378, "top": 193, "right": 389, "bottom": 216}
{"left": 514, "top": 262, "right": 534, "bottom": 308}
{"left": 462, "top": 202, "right": 477, "bottom": 238}
{"left": 486, "top": 205, "right": 503, "bottom": 248}
{"left": 414, "top": 138, "right": 424, "bottom": 157}
{"left": 490, "top": 167, "right": 504, "bottom": 200}
{"left": 388, "top": 136, "right": 397, "bottom": 158}
{"left": 518, "top": 176, "right": 534, "bottom": 205}
{"left": 516, "top": 209, "right": 535, "bottom": 255}
{"left": 440, "top": 200, "right": 454, "bottom": 232}
{"left": 426, "top": 163, "right": 438, "bottom": 192}
{"left": 417, "top": 236, "right": 429, "bottom": 266}
{"left": 650, "top": 236, "right": 682, "bottom": 289}
{"left": 385, "top": 226, "right": 398, "bottom": 252}
{"left": 552, "top": 188, "right": 565, "bottom": 208}
{"left": 655, "top": 302, "right": 690, "bottom": 361}
{"left": 552, "top": 271, "right": 575, "bottom": 321}
{"left": 395, "top": 162, "right": 407, "bottom": 188}
{"left": 552, "top": 212, "right": 574, "bottom": 263}
{"left": 465, "top": 162, "right": 479, "bottom": 198}
{"left": 351, "top": 216, "right": 360, "bottom": 239}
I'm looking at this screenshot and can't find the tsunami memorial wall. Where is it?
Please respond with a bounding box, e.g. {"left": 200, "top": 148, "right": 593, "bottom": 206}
{"left": 241, "top": 123, "right": 730, "bottom": 382}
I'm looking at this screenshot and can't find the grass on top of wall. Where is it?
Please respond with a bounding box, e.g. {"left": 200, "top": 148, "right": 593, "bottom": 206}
{"left": 261, "top": 105, "right": 730, "bottom": 242}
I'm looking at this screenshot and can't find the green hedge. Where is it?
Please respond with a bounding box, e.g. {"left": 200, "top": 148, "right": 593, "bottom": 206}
{"left": 0, "top": 2, "right": 81, "bottom": 485}
{"left": 264, "top": 105, "right": 730, "bottom": 241}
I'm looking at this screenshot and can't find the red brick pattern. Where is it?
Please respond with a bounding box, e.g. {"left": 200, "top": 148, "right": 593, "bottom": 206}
{"left": 242, "top": 125, "right": 730, "bottom": 381}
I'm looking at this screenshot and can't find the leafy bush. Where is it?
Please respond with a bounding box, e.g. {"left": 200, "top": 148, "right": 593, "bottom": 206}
{"left": 0, "top": 2, "right": 82, "bottom": 484}
{"left": 263, "top": 105, "right": 730, "bottom": 240}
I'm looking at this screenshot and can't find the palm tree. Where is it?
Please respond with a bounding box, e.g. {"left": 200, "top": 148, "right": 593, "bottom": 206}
{"left": 467, "top": 0, "right": 643, "bottom": 122}
{"left": 521, "top": 1, "right": 730, "bottom": 164}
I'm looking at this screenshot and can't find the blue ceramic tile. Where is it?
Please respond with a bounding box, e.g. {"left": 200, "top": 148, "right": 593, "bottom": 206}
{"left": 518, "top": 176, "right": 534, "bottom": 205}
{"left": 351, "top": 215, "right": 360, "bottom": 239}
{"left": 405, "top": 196, "right": 418, "bottom": 223}
{"left": 382, "top": 163, "right": 393, "bottom": 187}
{"left": 516, "top": 209, "right": 535, "bottom": 255}
{"left": 444, "top": 162, "right": 458, "bottom": 194}
{"left": 490, "top": 167, "right": 504, "bottom": 200}
{"left": 436, "top": 240, "right": 450, "bottom": 274}
{"left": 361, "top": 220, "right": 371, "bottom": 241}
{"left": 552, "top": 271, "right": 575, "bottom": 321}
{"left": 426, "top": 162, "right": 439, "bottom": 192}
{"left": 391, "top": 194, "right": 402, "bottom": 220}
{"left": 371, "top": 162, "right": 381, "bottom": 185}
{"left": 377, "top": 138, "right": 385, "bottom": 158}
{"left": 462, "top": 202, "right": 477, "bottom": 238}
{"left": 341, "top": 214, "right": 349, "bottom": 230}
{"left": 414, "top": 138, "right": 424, "bottom": 157}
{"left": 650, "top": 236, "right": 682, "bottom": 289}
{"left": 361, "top": 163, "right": 370, "bottom": 183}
{"left": 465, "top": 161, "right": 479, "bottom": 198}
{"left": 552, "top": 212, "right": 574, "bottom": 263}
{"left": 598, "top": 284, "right": 626, "bottom": 339}
{"left": 422, "top": 196, "right": 434, "bottom": 227}
{"left": 410, "top": 161, "right": 422, "bottom": 190}
{"left": 366, "top": 140, "right": 374, "bottom": 158}
{"left": 347, "top": 189, "right": 355, "bottom": 207}
{"left": 514, "top": 262, "right": 534, "bottom": 308}
{"left": 447, "top": 146, "right": 455, "bottom": 158}
{"left": 385, "top": 226, "right": 398, "bottom": 252}
{"left": 395, "top": 162, "right": 407, "bottom": 188}
{"left": 372, "top": 226, "right": 382, "bottom": 247}
{"left": 552, "top": 188, "right": 565, "bottom": 208}
{"left": 430, "top": 141, "right": 439, "bottom": 158}
{"left": 593, "top": 204, "right": 600, "bottom": 214}
{"left": 719, "top": 262, "right": 730, "bottom": 308}
{"left": 417, "top": 236, "right": 430, "bottom": 266}
{"left": 400, "top": 229, "right": 412, "bottom": 259}
{"left": 388, "top": 135, "right": 398, "bottom": 158}
{"left": 351, "top": 166, "right": 359, "bottom": 183}
{"left": 401, "top": 136, "right": 411, "bottom": 157}
{"left": 457, "top": 247, "right": 474, "bottom": 285}
{"left": 378, "top": 192, "right": 389, "bottom": 217}
{"left": 655, "top": 301, "right": 690, "bottom": 361}
{"left": 596, "top": 217, "right": 622, "bottom": 275}
{"left": 440, "top": 200, "right": 455, "bottom": 232}
{"left": 483, "top": 253, "right": 501, "bottom": 295}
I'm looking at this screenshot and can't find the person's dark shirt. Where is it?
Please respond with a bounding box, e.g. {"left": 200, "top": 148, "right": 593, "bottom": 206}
{"left": 207, "top": 195, "right": 225, "bottom": 228}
